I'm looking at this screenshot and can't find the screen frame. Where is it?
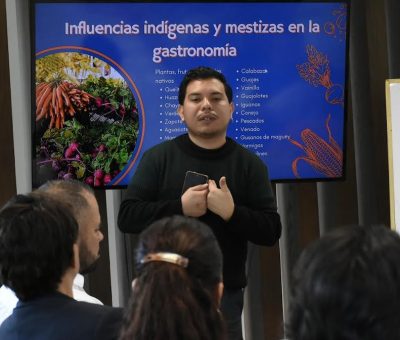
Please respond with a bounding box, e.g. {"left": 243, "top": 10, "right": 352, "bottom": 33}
{"left": 30, "top": 0, "right": 351, "bottom": 188}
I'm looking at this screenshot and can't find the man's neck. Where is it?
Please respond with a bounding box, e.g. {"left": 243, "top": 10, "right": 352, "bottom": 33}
{"left": 57, "top": 269, "right": 76, "bottom": 298}
{"left": 188, "top": 133, "right": 226, "bottom": 149}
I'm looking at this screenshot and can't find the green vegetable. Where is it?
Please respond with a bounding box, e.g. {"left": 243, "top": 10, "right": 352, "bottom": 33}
{"left": 37, "top": 118, "right": 138, "bottom": 184}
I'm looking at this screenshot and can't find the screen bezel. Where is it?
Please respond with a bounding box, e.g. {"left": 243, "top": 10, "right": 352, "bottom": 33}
{"left": 30, "top": 0, "right": 351, "bottom": 188}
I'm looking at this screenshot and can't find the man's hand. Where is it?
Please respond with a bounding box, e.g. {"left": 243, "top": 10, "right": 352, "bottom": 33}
{"left": 181, "top": 183, "right": 208, "bottom": 217}
{"left": 207, "top": 177, "right": 234, "bottom": 221}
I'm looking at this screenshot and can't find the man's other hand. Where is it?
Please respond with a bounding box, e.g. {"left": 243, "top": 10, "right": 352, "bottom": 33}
{"left": 207, "top": 177, "right": 234, "bottom": 221}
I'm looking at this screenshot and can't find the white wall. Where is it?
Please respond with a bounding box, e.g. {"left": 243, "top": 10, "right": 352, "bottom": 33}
{"left": 386, "top": 79, "right": 400, "bottom": 231}
{"left": 6, "top": 0, "right": 31, "bottom": 193}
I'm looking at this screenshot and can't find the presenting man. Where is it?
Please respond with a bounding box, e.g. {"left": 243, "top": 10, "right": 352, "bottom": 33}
{"left": 0, "top": 180, "right": 104, "bottom": 325}
{"left": 118, "top": 66, "right": 282, "bottom": 339}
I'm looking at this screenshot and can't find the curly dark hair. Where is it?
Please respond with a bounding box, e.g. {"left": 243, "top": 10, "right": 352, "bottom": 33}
{"left": 119, "top": 215, "right": 226, "bottom": 340}
{"left": 0, "top": 193, "right": 78, "bottom": 301}
{"left": 178, "top": 66, "right": 233, "bottom": 104}
{"left": 287, "top": 224, "right": 400, "bottom": 340}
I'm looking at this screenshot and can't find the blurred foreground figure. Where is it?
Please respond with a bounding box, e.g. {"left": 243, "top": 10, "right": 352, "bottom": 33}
{"left": 119, "top": 215, "right": 227, "bottom": 340}
{"left": 287, "top": 224, "right": 400, "bottom": 340}
{"left": 0, "top": 193, "right": 122, "bottom": 340}
{"left": 0, "top": 180, "right": 104, "bottom": 325}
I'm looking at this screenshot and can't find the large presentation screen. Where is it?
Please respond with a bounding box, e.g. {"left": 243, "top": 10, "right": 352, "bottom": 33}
{"left": 31, "top": 0, "right": 349, "bottom": 188}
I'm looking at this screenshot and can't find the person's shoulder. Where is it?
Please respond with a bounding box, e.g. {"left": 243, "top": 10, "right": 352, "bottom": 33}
{"left": 73, "top": 302, "right": 123, "bottom": 339}
{"left": 143, "top": 137, "right": 179, "bottom": 155}
{"left": 0, "top": 297, "right": 123, "bottom": 340}
{"left": 73, "top": 300, "right": 123, "bottom": 316}
{"left": 0, "top": 311, "right": 14, "bottom": 330}
{"left": 52, "top": 295, "right": 121, "bottom": 318}
{"left": 0, "top": 320, "right": 12, "bottom": 338}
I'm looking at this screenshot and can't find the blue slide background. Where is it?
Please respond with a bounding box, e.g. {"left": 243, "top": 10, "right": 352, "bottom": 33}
{"left": 34, "top": 2, "right": 348, "bottom": 185}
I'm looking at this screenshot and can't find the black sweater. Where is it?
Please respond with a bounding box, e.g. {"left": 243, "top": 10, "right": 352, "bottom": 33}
{"left": 118, "top": 134, "right": 282, "bottom": 288}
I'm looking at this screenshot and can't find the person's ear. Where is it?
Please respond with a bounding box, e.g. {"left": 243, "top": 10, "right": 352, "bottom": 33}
{"left": 177, "top": 105, "right": 185, "bottom": 121}
{"left": 131, "top": 278, "right": 137, "bottom": 291}
{"left": 229, "top": 102, "right": 234, "bottom": 119}
{"left": 215, "top": 281, "right": 224, "bottom": 307}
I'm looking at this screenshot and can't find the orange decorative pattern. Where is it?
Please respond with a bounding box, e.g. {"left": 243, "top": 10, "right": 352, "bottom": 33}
{"left": 324, "top": 4, "right": 347, "bottom": 40}
{"left": 289, "top": 114, "right": 343, "bottom": 178}
{"left": 297, "top": 45, "right": 344, "bottom": 106}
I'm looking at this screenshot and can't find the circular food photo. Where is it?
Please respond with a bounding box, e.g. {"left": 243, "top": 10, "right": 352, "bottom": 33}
{"left": 34, "top": 50, "right": 142, "bottom": 188}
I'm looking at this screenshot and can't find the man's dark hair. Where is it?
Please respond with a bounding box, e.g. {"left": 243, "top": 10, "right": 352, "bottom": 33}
{"left": 178, "top": 66, "right": 233, "bottom": 104}
{"left": 0, "top": 193, "right": 79, "bottom": 301}
{"left": 120, "top": 215, "right": 226, "bottom": 340}
{"left": 287, "top": 224, "right": 400, "bottom": 340}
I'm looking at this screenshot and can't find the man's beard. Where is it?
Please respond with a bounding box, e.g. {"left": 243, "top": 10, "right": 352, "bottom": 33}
{"left": 79, "top": 246, "right": 100, "bottom": 275}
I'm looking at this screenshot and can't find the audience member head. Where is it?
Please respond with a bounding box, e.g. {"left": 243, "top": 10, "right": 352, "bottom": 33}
{"left": 0, "top": 193, "right": 79, "bottom": 301}
{"left": 119, "top": 215, "right": 226, "bottom": 340}
{"left": 178, "top": 66, "right": 233, "bottom": 104}
{"left": 287, "top": 224, "right": 400, "bottom": 340}
{"left": 38, "top": 180, "right": 103, "bottom": 274}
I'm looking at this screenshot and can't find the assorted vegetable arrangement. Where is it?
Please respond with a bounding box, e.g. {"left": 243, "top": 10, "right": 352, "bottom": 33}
{"left": 36, "top": 80, "right": 92, "bottom": 128}
{"left": 38, "top": 119, "right": 137, "bottom": 186}
{"left": 35, "top": 52, "right": 139, "bottom": 187}
{"left": 80, "top": 76, "right": 139, "bottom": 122}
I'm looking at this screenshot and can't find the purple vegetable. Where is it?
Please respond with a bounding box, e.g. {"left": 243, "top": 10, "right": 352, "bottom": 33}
{"left": 98, "top": 144, "right": 107, "bottom": 153}
{"left": 94, "top": 178, "right": 103, "bottom": 187}
{"left": 103, "top": 174, "right": 112, "bottom": 185}
{"left": 85, "top": 176, "right": 94, "bottom": 186}
{"left": 95, "top": 97, "right": 103, "bottom": 108}
{"left": 94, "top": 169, "right": 104, "bottom": 180}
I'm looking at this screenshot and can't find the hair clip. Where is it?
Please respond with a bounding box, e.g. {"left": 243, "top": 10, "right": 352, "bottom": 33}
{"left": 140, "top": 252, "right": 189, "bottom": 268}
